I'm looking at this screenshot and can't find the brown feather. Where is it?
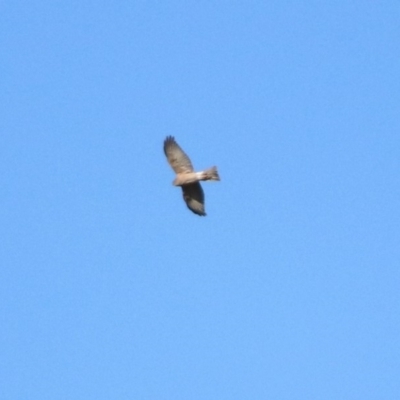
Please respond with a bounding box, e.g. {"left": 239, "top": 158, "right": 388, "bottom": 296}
{"left": 163, "top": 136, "right": 194, "bottom": 174}
{"left": 182, "top": 183, "right": 206, "bottom": 216}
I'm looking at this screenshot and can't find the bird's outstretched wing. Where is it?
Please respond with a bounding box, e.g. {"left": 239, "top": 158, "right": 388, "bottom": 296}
{"left": 182, "top": 183, "right": 206, "bottom": 216}
{"left": 163, "top": 136, "right": 194, "bottom": 174}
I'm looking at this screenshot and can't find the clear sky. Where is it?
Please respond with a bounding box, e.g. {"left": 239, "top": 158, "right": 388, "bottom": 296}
{"left": 1, "top": 2, "right": 399, "bottom": 399}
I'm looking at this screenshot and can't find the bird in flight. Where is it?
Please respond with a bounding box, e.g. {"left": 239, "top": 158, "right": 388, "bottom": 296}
{"left": 163, "top": 136, "right": 220, "bottom": 216}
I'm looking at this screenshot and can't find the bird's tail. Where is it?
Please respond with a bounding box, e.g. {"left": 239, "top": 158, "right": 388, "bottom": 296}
{"left": 203, "top": 166, "right": 220, "bottom": 181}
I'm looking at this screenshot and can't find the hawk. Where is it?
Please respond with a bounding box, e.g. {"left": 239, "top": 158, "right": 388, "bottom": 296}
{"left": 163, "top": 136, "right": 220, "bottom": 216}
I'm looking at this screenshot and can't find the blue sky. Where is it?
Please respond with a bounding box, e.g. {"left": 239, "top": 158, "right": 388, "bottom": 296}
{"left": 1, "top": 1, "right": 399, "bottom": 399}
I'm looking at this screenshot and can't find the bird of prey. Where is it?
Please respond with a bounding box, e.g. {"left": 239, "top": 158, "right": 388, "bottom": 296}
{"left": 163, "top": 136, "right": 220, "bottom": 216}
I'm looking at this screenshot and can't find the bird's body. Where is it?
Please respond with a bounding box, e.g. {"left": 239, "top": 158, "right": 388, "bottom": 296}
{"left": 172, "top": 167, "right": 219, "bottom": 186}
{"left": 163, "top": 136, "right": 220, "bottom": 216}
